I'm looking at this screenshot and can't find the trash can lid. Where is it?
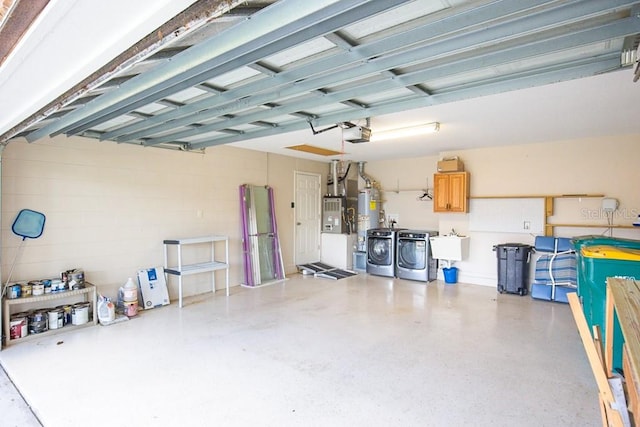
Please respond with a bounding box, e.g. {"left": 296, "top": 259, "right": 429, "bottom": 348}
{"left": 493, "top": 243, "right": 532, "bottom": 251}
{"left": 493, "top": 243, "right": 532, "bottom": 248}
{"left": 581, "top": 245, "right": 640, "bottom": 261}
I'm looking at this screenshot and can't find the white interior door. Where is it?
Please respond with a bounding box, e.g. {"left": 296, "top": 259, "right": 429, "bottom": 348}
{"left": 294, "top": 171, "right": 321, "bottom": 265}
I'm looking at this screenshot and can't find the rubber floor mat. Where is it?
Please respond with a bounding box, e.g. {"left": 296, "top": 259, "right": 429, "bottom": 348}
{"left": 298, "top": 262, "right": 357, "bottom": 280}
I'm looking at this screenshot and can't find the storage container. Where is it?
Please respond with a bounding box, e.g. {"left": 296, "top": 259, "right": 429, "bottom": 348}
{"left": 530, "top": 283, "right": 576, "bottom": 303}
{"left": 530, "top": 236, "right": 577, "bottom": 303}
{"left": 572, "top": 235, "right": 640, "bottom": 304}
{"left": 437, "top": 157, "right": 464, "bottom": 172}
{"left": 494, "top": 243, "right": 532, "bottom": 296}
{"left": 580, "top": 244, "right": 640, "bottom": 371}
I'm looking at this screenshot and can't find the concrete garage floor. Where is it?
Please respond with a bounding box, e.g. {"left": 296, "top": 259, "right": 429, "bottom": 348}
{"left": 0, "top": 365, "right": 40, "bottom": 426}
{"left": 0, "top": 273, "right": 599, "bottom": 426}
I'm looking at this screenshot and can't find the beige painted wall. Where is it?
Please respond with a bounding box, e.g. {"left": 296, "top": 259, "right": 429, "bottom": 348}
{"left": 1, "top": 136, "right": 326, "bottom": 300}
{"left": 367, "top": 134, "right": 640, "bottom": 286}
{"left": 3, "top": 133, "right": 639, "bottom": 298}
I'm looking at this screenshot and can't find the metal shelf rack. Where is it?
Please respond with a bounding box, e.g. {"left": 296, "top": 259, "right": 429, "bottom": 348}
{"left": 163, "top": 236, "right": 229, "bottom": 308}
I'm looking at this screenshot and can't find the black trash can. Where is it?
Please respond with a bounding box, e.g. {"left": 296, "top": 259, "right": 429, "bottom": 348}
{"left": 493, "top": 243, "right": 533, "bottom": 296}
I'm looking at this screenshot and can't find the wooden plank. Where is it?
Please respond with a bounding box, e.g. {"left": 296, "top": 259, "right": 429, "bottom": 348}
{"left": 567, "top": 293, "right": 615, "bottom": 402}
{"left": 593, "top": 325, "right": 606, "bottom": 370}
{"left": 545, "top": 196, "right": 554, "bottom": 216}
{"left": 285, "top": 144, "right": 344, "bottom": 156}
{"left": 470, "top": 194, "right": 604, "bottom": 199}
{"left": 608, "top": 278, "right": 640, "bottom": 399}
{"left": 544, "top": 224, "right": 553, "bottom": 237}
{"left": 606, "top": 285, "right": 615, "bottom": 377}
{"left": 549, "top": 224, "right": 638, "bottom": 229}
{"left": 568, "top": 292, "right": 625, "bottom": 427}
{"left": 623, "top": 345, "right": 640, "bottom": 427}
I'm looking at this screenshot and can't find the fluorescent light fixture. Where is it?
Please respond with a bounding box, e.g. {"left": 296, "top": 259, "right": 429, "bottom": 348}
{"left": 370, "top": 122, "right": 440, "bottom": 142}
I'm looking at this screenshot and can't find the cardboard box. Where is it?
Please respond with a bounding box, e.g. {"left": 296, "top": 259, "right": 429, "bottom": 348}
{"left": 437, "top": 158, "right": 464, "bottom": 172}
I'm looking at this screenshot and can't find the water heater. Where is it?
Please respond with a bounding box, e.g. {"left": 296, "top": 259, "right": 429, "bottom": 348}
{"left": 357, "top": 187, "right": 380, "bottom": 251}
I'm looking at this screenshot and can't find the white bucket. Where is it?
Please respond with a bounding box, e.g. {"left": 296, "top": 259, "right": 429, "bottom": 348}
{"left": 71, "top": 303, "right": 89, "bottom": 325}
{"left": 32, "top": 283, "right": 45, "bottom": 296}
{"left": 51, "top": 279, "right": 63, "bottom": 292}
{"left": 48, "top": 309, "right": 64, "bottom": 330}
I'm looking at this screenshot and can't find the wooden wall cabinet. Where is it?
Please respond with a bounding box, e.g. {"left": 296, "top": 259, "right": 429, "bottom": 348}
{"left": 433, "top": 172, "right": 470, "bottom": 213}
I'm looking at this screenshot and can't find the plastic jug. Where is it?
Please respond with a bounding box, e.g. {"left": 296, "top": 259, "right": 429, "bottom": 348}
{"left": 97, "top": 295, "right": 116, "bottom": 324}
{"left": 121, "top": 277, "right": 138, "bottom": 302}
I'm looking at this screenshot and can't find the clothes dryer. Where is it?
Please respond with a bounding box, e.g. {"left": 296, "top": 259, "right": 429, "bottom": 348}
{"left": 396, "top": 230, "right": 438, "bottom": 282}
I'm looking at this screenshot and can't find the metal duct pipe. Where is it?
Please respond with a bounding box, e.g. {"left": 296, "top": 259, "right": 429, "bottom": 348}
{"left": 358, "top": 161, "right": 372, "bottom": 188}
{"left": 331, "top": 159, "right": 338, "bottom": 196}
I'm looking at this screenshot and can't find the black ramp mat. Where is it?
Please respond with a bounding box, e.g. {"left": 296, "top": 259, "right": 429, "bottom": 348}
{"left": 297, "top": 262, "right": 357, "bottom": 280}
{"left": 299, "top": 263, "right": 325, "bottom": 273}
{"left": 319, "top": 270, "right": 357, "bottom": 280}
{"left": 311, "top": 262, "right": 335, "bottom": 270}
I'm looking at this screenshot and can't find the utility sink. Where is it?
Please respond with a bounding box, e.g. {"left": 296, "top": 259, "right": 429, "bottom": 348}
{"left": 429, "top": 235, "right": 470, "bottom": 261}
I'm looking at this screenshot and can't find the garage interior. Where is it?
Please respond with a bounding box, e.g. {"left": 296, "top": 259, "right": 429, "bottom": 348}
{"left": 0, "top": 1, "right": 639, "bottom": 425}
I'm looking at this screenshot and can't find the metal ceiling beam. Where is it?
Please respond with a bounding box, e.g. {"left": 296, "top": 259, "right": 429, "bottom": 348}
{"left": 27, "top": 0, "right": 411, "bottom": 141}
{"left": 324, "top": 28, "right": 417, "bottom": 102}
{"left": 62, "top": 0, "right": 410, "bottom": 136}
{"left": 100, "top": 0, "right": 559, "bottom": 142}
{"left": 101, "top": 0, "right": 635, "bottom": 144}
{"left": 247, "top": 61, "right": 281, "bottom": 77}
{"left": 137, "top": 8, "right": 638, "bottom": 146}
{"left": 146, "top": 22, "right": 627, "bottom": 147}
{"left": 188, "top": 55, "right": 621, "bottom": 150}
{"left": 6, "top": 0, "right": 245, "bottom": 144}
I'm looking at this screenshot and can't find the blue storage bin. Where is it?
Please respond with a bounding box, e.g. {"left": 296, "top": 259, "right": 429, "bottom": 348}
{"left": 532, "top": 236, "right": 576, "bottom": 303}
{"left": 531, "top": 283, "right": 576, "bottom": 303}
{"left": 534, "top": 236, "right": 572, "bottom": 253}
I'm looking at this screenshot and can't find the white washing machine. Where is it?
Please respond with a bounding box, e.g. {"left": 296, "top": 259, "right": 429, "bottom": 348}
{"left": 396, "top": 230, "right": 438, "bottom": 282}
